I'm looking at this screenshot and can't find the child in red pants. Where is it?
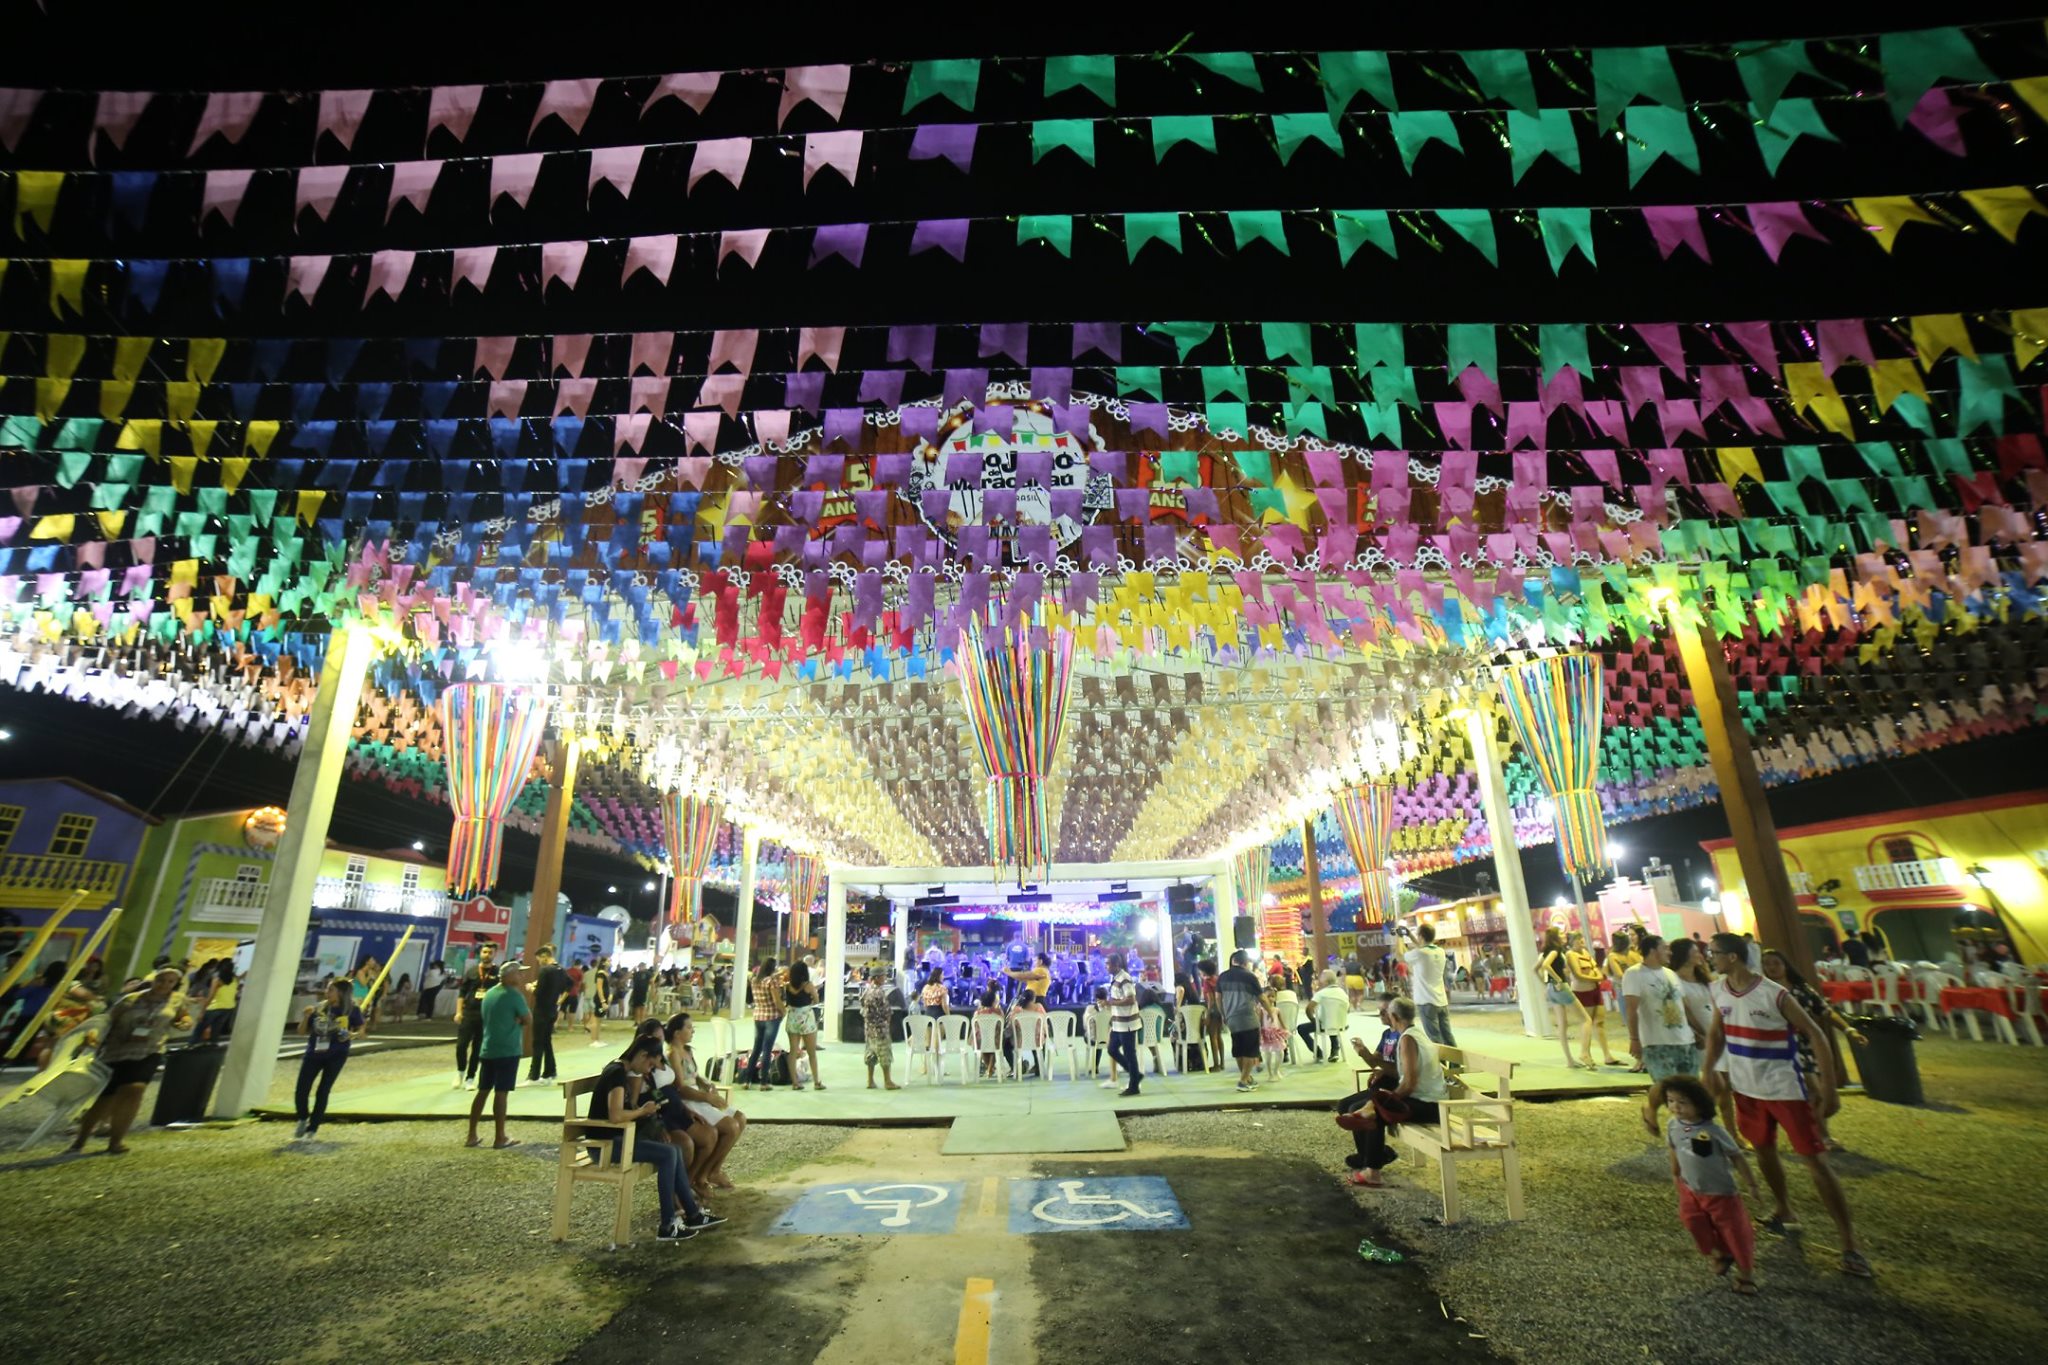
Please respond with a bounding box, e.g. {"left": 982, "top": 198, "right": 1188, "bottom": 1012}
{"left": 1648, "top": 1075, "right": 1762, "bottom": 1293}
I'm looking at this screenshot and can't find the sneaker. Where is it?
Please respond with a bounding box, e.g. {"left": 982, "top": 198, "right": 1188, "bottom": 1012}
{"left": 452, "top": 1076, "right": 466, "bottom": 1090}
{"left": 1235, "top": 1081, "right": 1254, "bottom": 1093}
{"left": 292, "top": 1119, "right": 308, "bottom": 1138}
{"left": 1118, "top": 1087, "right": 1141, "bottom": 1097}
{"left": 1098, "top": 1079, "right": 1118, "bottom": 1089}
{"left": 657, "top": 1221, "right": 697, "bottom": 1242}
{"left": 688, "top": 1212, "right": 727, "bottom": 1231}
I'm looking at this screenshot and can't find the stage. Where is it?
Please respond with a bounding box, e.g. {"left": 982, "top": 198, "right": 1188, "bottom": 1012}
{"left": 246, "top": 1001, "right": 1656, "bottom": 1126}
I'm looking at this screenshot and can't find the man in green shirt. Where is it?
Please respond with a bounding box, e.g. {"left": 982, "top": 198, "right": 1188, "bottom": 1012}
{"left": 466, "top": 961, "right": 530, "bottom": 1150}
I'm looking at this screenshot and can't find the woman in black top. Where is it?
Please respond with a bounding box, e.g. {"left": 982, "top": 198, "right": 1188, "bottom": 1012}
{"left": 1536, "top": 926, "right": 1591, "bottom": 1071}
{"left": 590, "top": 1037, "right": 719, "bottom": 1241}
{"left": 781, "top": 961, "right": 825, "bottom": 1091}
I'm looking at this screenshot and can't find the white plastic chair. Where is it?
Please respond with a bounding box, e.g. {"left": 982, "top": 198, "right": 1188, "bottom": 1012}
{"left": 698, "top": 1015, "right": 740, "bottom": 1084}
{"left": 1277, "top": 998, "right": 1307, "bottom": 1063}
{"left": 1912, "top": 970, "right": 1961, "bottom": 1031}
{"left": 1175, "top": 1004, "right": 1211, "bottom": 1072}
{"left": 903, "top": 1013, "right": 938, "bottom": 1081}
{"left": 970, "top": 1014, "right": 1011, "bottom": 1082}
{"left": 1083, "top": 1008, "right": 1112, "bottom": 1077}
{"left": 1012, "top": 1011, "right": 1052, "bottom": 1080}
{"left": 1042, "top": 1010, "right": 1082, "bottom": 1080}
{"left": 2, "top": 1054, "right": 108, "bottom": 1151}
{"left": 1314, "top": 994, "right": 1348, "bottom": 1061}
{"left": 1138, "top": 1010, "right": 1173, "bottom": 1075}
{"left": 2002, "top": 981, "right": 2046, "bottom": 1046}
{"left": 933, "top": 1014, "right": 973, "bottom": 1083}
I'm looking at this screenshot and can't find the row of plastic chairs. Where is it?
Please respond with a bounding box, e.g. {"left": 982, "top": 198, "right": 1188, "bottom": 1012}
{"left": 1835, "top": 965, "right": 2045, "bottom": 1045}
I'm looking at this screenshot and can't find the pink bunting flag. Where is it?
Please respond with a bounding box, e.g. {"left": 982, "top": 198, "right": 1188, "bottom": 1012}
{"left": 802, "top": 130, "right": 862, "bottom": 188}
{"left": 620, "top": 235, "right": 677, "bottom": 285}
{"left": 798, "top": 326, "right": 845, "bottom": 372}
{"left": 755, "top": 409, "right": 792, "bottom": 446}
{"left": 529, "top": 78, "right": 602, "bottom": 137}
{"left": 1721, "top": 321, "right": 1780, "bottom": 374}
{"left": 284, "top": 254, "right": 332, "bottom": 304}
{"left": 188, "top": 90, "right": 264, "bottom": 153}
{"left": 386, "top": 160, "right": 441, "bottom": 219}
{"left": 1619, "top": 366, "right": 1664, "bottom": 414}
{"left": 696, "top": 374, "right": 746, "bottom": 415}
{"left": 1641, "top": 205, "right": 1709, "bottom": 262}
{"left": 555, "top": 378, "right": 597, "bottom": 417}
{"left": 474, "top": 335, "right": 518, "bottom": 379}
{"left": 551, "top": 333, "right": 593, "bottom": 378}
{"left": 780, "top": 65, "right": 852, "bottom": 126}
{"left": 295, "top": 164, "right": 350, "bottom": 221}
{"left": 490, "top": 152, "right": 544, "bottom": 208}
{"left": 708, "top": 329, "right": 759, "bottom": 375}
{"left": 629, "top": 377, "right": 671, "bottom": 414}
{"left": 1906, "top": 89, "right": 1967, "bottom": 157}
{"left": 362, "top": 250, "right": 415, "bottom": 302}
{"left": 540, "top": 240, "right": 588, "bottom": 290}
{"left": 718, "top": 228, "right": 770, "bottom": 269}
{"left": 643, "top": 71, "right": 721, "bottom": 115}
{"left": 612, "top": 456, "right": 649, "bottom": 488}
{"left": 92, "top": 90, "right": 150, "bottom": 158}
{"left": 1745, "top": 201, "right": 1828, "bottom": 263}
{"left": 317, "top": 89, "right": 374, "bottom": 151}
{"left": 614, "top": 412, "right": 654, "bottom": 453}
{"left": 1631, "top": 322, "right": 1688, "bottom": 375}
{"left": 689, "top": 138, "right": 752, "bottom": 191}
{"left": 202, "top": 168, "right": 254, "bottom": 226}
{"left": 587, "top": 145, "right": 642, "bottom": 200}
{"left": 450, "top": 245, "right": 497, "bottom": 294}
{"left": 682, "top": 413, "right": 721, "bottom": 454}
{"left": 1815, "top": 319, "right": 1874, "bottom": 374}
{"left": 487, "top": 380, "right": 528, "bottom": 417}
{"left": 0, "top": 89, "right": 40, "bottom": 151}
{"left": 629, "top": 332, "right": 673, "bottom": 376}
{"left": 427, "top": 85, "right": 483, "bottom": 147}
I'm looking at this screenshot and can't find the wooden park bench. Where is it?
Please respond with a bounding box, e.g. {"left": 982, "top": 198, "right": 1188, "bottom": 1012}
{"left": 550, "top": 1073, "right": 644, "bottom": 1249}
{"left": 1355, "top": 1044, "right": 1523, "bottom": 1225}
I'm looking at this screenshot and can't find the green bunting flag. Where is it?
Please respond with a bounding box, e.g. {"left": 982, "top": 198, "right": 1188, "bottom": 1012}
{"left": 1261, "top": 321, "right": 1314, "bottom": 365}
{"left": 1435, "top": 208, "right": 1497, "bottom": 265}
{"left": 1272, "top": 112, "right": 1344, "bottom": 163}
{"left": 1229, "top": 210, "right": 1289, "bottom": 255}
{"left": 1151, "top": 115, "right": 1216, "bottom": 159}
{"left": 1445, "top": 322, "right": 1497, "bottom": 380}
{"left": 903, "top": 59, "right": 980, "bottom": 112}
{"left": 1353, "top": 322, "right": 1406, "bottom": 373}
{"left": 1320, "top": 50, "right": 1397, "bottom": 117}
{"left": 1625, "top": 105, "right": 1699, "bottom": 185}
{"left": 1537, "top": 323, "right": 1591, "bottom": 381}
{"left": 1507, "top": 109, "right": 1580, "bottom": 182}
{"left": 1389, "top": 110, "right": 1461, "bottom": 172}
{"left": 1734, "top": 39, "right": 1830, "bottom": 119}
{"left": 1460, "top": 49, "right": 1540, "bottom": 115}
{"left": 1537, "top": 206, "right": 1597, "bottom": 272}
{"left": 1017, "top": 215, "right": 1074, "bottom": 256}
{"left": 1149, "top": 320, "right": 1215, "bottom": 360}
{"left": 1044, "top": 54, "right": 1116, "bottom": 104}
{"left": 1191, "top": 52, "right": 1263, "bottom": 91}
{"left": 1334, "top": 210, "right": 1396, "bottom": 265}
{"left": 1124, "top": 212, "right": 1183, "bottom": 260}
{"left": 1879, "top": 27, "right": 1994, "bottom": 123}
{"left": 1591, "top": 46, "right": 1683, "bottom": 128}
{"left": 1753, "top": 99, "right": 1838, "bottom": 175}
{"left": 1031, "top": 120, "right": 1096, "bottom": 166}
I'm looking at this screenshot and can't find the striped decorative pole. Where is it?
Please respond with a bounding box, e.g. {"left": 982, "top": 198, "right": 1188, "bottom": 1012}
{"left": 1332, "top": 783, "right": 1397, "bottom": 928}
{"left": 438, "top": 683, "right": 551, "bottom": 898}
{"left": 785, "top": 853, "right": 825, "bottom": 953}
{"left": 1497, "top": 654, "right": 1609, "bottom": 884}
{"left": 953, "top": 608, "right": 1077, "bottom": 883}
{"left": 660, "top": 791, "right": 721, "bottom": 933}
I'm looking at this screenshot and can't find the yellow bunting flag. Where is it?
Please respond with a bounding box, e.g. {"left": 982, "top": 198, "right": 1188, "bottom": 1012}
{"left": 98, "top": 379, "right": 135, "bottom": 419}
{"left": 95, "top": 509, "right": 127, "bottom": 539}
{"left": 13, "top": 171, "right": 62, "bottom": 233}
{"left": 49, "top": 259, "right": 89, "bottom": 315}
{"left": 1868, "top": 357, "right": 1927, "bottom": 412}
{"left": 164, "top": 381, "right": 200, "bottom": 422}
{"left": 30, "top": 514, "right": 77, "bottom": 541}
{"left": 2014, "top": 308, "right": 2048, "bottom": 371}
{"left": 187, "top": 420, "right": 218, "bottom": 458}
{"left": 1715, "top": 447, "right": 1764, "bottom": 486}
{"left": 1849, "top": 196, "right": 1942, "bottom": 253}
{"left": 47, "top": 333, "right": 86, "bottom": 380}
{"left": 220, "top": 456, "right": 250, "bottom": 493}
{"left": 1960, "top": 186, "right": 2048, "bottom": 244}
{"left": 1910, "top": 313, "right": 1976, "bottom": 369}
{"left": 34, "top": 378, "right": 70, "bottom": 422}
{"left": 112, "top": 336, "right": 153, "bottom": 381}
{"left": 167, "top": 456, "right": 197, "bottom": 494}
{"left": 114, "top": 419, "right": 162, "bottom": 456}
{"left": 186, "top": 338, "right": 227, "bottom": 385}
{"left": 244, "top": 419, "right": 280, "bottom": 457}
{"left": 1781, "top": 362, "right": 1855, "bottom": 436}
{"left": 296, "top": 490, "right": 324, "bottom": 525}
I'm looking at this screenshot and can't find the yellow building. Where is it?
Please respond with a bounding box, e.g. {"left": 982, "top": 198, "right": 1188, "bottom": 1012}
{"left": 1700, "top": 792, "right": 2048, "bottom": 964}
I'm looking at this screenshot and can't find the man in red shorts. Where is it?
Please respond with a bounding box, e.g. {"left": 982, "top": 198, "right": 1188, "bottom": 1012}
{"left": 1702, "top": 932, "right": 1871, "bottom": 1277}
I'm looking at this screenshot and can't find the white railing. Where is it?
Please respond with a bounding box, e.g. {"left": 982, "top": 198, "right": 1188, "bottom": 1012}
{"left": 310, "top": 875, "right": 451, "bottom": 918}
{"left": 196, "top": 876, "right": 270, "bottom": 923}
{"left": 1853, "top": 857, "right": 1963, "bottom": 893}
{"left": 1789, "top": 870, "right": 1813, "bottom": 895}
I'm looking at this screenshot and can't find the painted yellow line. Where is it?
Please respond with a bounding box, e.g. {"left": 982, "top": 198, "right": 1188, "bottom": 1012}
{"left": 954, "top": 1277, "right": 994, "bottom": 1365}
{"left": 978, "top": 1175, "right": 999, "bottom": 1218}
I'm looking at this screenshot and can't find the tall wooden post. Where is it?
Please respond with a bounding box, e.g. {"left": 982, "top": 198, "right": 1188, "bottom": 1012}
{"left": 1672, "top": 622, "right": 1812, "bottom": 974}
{"left": 213, "top": 626, "right": 373, "bottom": 1117}
{"left": 523, "top": 735, "right": 581, "bottom": 963}
{"left": 1304, "top": 817, "right": 1329, "bottom": 971}
{"left": 1464, "top": 705, "right": 1548, "bottom": 1038}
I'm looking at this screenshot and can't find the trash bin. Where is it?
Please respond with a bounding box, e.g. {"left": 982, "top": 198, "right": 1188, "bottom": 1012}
{"left": 151, "top": 1043, "right": 228, "bottom": 1126}
{"left": 1843, "top": 1014, "right": 1922, "bottom": 1105}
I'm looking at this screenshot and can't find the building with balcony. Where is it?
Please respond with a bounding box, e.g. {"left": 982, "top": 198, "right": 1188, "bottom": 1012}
{"left": 1701, "top": 791, "right": 2048, "bottom": 964}
{"left": 0, "top": 778, "right": 157, "bottom": 965}
{"left": 113, "top": 808, "right": 455, "bottom": 991}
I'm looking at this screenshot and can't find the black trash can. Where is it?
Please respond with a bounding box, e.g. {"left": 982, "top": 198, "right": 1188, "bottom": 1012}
{"left": 151, "top": 1042, "right": 228, "bottom": 1126}
{"left": 1844, "top": 1014, "right": 1922, "bottom": 1105}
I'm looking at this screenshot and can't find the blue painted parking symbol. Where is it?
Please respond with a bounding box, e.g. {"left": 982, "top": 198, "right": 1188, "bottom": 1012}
{"left": 769, "top": 1182, "right": 965, "bottom": 1235}
{"left": 1007, "top": 1177, "right": 1188, "bottom": 1234}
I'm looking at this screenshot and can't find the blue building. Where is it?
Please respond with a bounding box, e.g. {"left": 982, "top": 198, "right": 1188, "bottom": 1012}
{"left": 0, "top": 778, "right": 158, "bottom": 969}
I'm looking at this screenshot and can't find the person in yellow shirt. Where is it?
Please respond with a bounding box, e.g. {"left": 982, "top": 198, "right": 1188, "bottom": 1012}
{"left": 1005, "top": 952, "right": 1052, "bottom": 1005}
{"left": 1566, "top": 932, "right": 1624, "bottom": 1068}
{"left": 1605, "top": 929, "right": 1644, "bottom": 1070}
{"left": 196, "top": 963, "right": 240, "bottom": 1042}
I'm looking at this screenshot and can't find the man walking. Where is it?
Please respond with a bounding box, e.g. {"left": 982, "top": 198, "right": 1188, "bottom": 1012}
{"left": 452, "top": 941, "right": 498, "bottom": 1089}
{"left": 1622, "top": 934, "right": 1697, "bottom": 1081}
{"left": 1216, "top": 950, "right": 1265, "bottom": 1092}
{"left": 1701, "top": 933, "right": 1872, "bottom": 1277}
{"left": 527, "top": 945, "right": 572, "bottom": 1083}
{"left": 860, "top": 966, "right": 901, "bottom": 1091}
{"left": 1103, "top": 953, "right": 1143, "bottom": 1097}
{"left": 467, "top": 959, "right": 530, "bottom": 1150}
{"left": 1403, "top": 924, "right": 1457, "bottom": 1047}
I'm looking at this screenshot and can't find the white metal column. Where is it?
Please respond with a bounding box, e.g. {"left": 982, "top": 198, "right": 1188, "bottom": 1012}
{"left": 1465, "top": 705, "right": 1548, "bottom": 1038}
{"left": 822, "top": 872, "right": 849, "bottom": 1026}
{"left": 728, "top": 826, "right": 759, "bottom": 1023}
{"left": 1212, "top": 858, "right": 1238, "bottom": 962}
{"left": 213, "top": 626, "right": 374, "bottom": 1116}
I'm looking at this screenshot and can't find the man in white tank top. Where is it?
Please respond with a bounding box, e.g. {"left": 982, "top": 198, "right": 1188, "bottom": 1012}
{"left": 1702, "top": 933, "right": 1871, "bottom": 1277}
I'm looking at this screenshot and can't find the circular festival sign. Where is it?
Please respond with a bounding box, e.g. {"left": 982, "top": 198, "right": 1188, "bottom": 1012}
{"left": 904, "top": 405, "right": 1113, "bottom": 557}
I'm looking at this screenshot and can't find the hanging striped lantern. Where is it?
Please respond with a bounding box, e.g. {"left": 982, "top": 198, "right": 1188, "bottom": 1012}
{"left": 1497, "top": 653, "right": 1609, "bottom": 883}
{"left": 660, "top": 791, "right": 721, "bottom": 933}
{"left": 1236, "top": 843, "right": 1296, "bottom": 961}
{"left": 438, "top": 683, "right": 551, "bottom": 898}
{"left": 785, "top": 852, "right": 825, "bottom": 952}
{"left": 1332, "top": 782, "right": 1396, "bottom": 928}
{"left": 953, "top": 610, "right": 1076, "bottom": 882}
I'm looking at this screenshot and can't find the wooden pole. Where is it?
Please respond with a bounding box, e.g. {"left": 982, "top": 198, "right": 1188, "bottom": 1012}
{"left": 214, "top": 625, "right": 374, "bottom": 1117}
{"left": 0, "top": 888, "right": 87, "bottom": 1000}
{"left": 1304, "top": 817, "right": 1329, "bottom": 972}
{"left": 523, "top": 736, "right": 581, "bottom": 964}
{"left": 1671, "top": 621, "right": 1812, "bottom": 975}
{"left": 1, "top": 907, "right": 120, "bottom": 1064}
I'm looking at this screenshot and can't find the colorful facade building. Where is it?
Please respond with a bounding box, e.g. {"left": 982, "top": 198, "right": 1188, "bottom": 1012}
{"left": 1701, "top": 792, "right": 2048, "bottom": 964}
{"left": 113, "top": 807, "right": 456, "bottom": 991}
{"left": 0, "top": 778, "right": 157, "bottom": 960}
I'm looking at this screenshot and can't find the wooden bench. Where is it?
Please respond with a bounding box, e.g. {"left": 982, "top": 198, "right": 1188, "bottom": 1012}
{"left": 1373, "top": 1046, "right": 1523, "bottom": 1226}
{"left": 550, "top": 1073, "right": 645, "bottom": 1249}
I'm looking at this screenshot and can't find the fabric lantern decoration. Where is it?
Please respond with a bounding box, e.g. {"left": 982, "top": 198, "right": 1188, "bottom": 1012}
{"left": 1332, "top": 783, "right": 1396, "bottom": 928}
{"left": 953, "top": 608, "right": 1076, "bottom": 882}
{"left": 1497, "top": 653, "right": 1609, "bottom": 882}
{"left": 785, "top": 852, "right": 825, "bottom": 952}
{"left": 438, "top": 683, "right": 551, "bottom": 897}
{"left": 661, "top": 790, "right": 721, "bottom": 932}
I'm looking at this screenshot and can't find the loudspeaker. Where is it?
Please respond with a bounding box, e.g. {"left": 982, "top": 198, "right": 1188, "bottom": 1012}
{"left": 1166, "top": 883, "right": 1197, "bottom": 915}
{"left": 1232, "top": 915, "right": 1257, "bottom": 950}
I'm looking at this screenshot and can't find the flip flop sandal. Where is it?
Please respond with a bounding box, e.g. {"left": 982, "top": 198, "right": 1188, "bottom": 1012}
{"left": 1713, "top": 1254, "right": 1735, "bottom": 1277}
{"left": 1840, "top": 1251, "right": 1876, "bottom": 1278}
{"left": 1733, "top": 1277, "right": 1759, "bottom": 1295}
{"left": 1346, "top": 1170, "right": 1384, "bottom": 1187}
{"left": 1762, "top": 1216, "right": 1804, "bottom": 1237}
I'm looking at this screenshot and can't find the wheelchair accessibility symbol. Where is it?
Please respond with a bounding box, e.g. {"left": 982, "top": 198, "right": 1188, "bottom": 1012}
{"left": 1009, "top": 1177, "right": 1188, "bottom": 1234}
{"left": 770, "top": 1181, "right": 964, "bottom": 1235}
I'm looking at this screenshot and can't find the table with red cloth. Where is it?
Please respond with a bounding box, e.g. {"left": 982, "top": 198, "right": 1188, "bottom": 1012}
{"left": 1821, "top": 980, "right": 1874, "bottom": 1004}
{"left": 1939, "top": 986, "right": 2014, "bottom": 1019}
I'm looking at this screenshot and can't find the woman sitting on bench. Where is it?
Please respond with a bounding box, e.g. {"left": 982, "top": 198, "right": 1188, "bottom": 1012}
{"left": 590, "top": 1036, "right": 723, "bottom": 1242}
{"left": 1334, "top": 996, "right": 1448, "bottom": 1188}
